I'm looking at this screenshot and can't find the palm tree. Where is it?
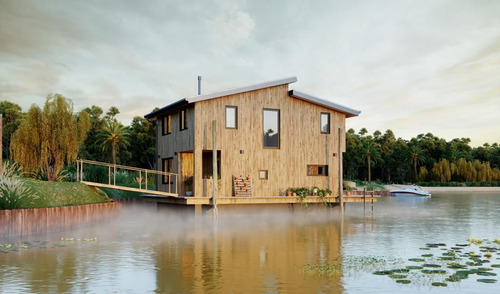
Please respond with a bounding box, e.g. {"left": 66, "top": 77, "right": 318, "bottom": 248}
{"left": 98, "top": 121, "right": 131, "bottom": 165}
{"left": 362, "top": 141, "right": 381, "bottom": 182}
{"left": 408, "top": 145, "right": 426, "bottom": 182}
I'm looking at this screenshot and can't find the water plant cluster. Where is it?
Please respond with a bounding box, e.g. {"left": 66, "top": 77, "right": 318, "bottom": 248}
{"left": 0, "top": 237, "right": 98, "bottom": 254}
{"left": 372, "top": 238, "right": 500, "bottom": 286}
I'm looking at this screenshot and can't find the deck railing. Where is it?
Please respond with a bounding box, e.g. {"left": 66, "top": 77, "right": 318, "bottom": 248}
{"left": 76, "top": 159, "right": 178, "bottom": 196}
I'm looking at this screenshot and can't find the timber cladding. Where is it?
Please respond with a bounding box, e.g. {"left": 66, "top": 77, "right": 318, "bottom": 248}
{"left": 192, "top": 84, "right": 346, "bottom": 197}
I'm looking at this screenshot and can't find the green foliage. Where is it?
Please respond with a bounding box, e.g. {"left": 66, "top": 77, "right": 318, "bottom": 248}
{"left": 0, "top": 100, "right": 25, "bottom": 159}
{"left": 10, "top": 94, "right": 90, "bottom": 181}
{"left": 97, "top": 121, "right": 131, "bottom": 165}
{"left": 0, "top": 177, "right": 38, "bottom": 209}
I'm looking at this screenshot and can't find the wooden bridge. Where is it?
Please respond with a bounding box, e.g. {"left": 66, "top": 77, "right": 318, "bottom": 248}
{"left": 76, "top": 159, "right": 179, "bottom": 197}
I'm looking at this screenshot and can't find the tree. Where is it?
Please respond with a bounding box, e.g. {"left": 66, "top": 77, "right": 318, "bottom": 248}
{"left": 129, "top": 116, "right": 156, "bottom": 169}
{"left": 407, "top": 145, "right": 426, "bottom": 182}
{"left": 10, "top": 94, "right": 90, "bottom": 181}
{"left": 361, "top": 141, "right": 381, "bottom": 182}
{"left": 0, "top": 101, "right": 24, "bottom": 159}
{"left": 105, "top": 106, "right": 120, "bottom": 122}
{"left": 98, "top": 121, "right": 131, "bottom": 165}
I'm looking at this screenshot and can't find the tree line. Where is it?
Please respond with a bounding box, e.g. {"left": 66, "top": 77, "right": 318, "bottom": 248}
{"left": 1, "top": 95, "right": 156, "bottom": 181}
{"left": 344, "top": 128, "right": 500, "bottom": 184}
{"left": 2, "top": 96, "right": 500, "bottom": 184}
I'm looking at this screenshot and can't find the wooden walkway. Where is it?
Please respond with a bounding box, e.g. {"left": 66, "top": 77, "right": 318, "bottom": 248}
{"left": 76, "top": 159, "right": 179, "bottom": 197}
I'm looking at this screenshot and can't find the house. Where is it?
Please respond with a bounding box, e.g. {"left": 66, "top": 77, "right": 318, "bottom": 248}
{"left": 144, "top": 76, "right": 360, "bottom": 199}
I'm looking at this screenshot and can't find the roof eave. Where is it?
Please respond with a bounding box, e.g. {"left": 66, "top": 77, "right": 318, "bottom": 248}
{"left": 288, "top": 90, "right": 361, "bottom": 118}
{"left": 144, "top": 98, "right": 188, "bottom": 119}
{"left": 186, "top": 76, "right": 297, "bottom": 103}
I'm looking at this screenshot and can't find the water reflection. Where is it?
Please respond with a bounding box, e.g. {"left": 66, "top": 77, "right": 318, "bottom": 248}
{"left": 2, "top": 193, "right": 500, "bottom": 293}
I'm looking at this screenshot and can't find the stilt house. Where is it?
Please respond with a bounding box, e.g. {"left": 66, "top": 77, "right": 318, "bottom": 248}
{"left": 145, "top": 76, "right": 360, "bottom": 198}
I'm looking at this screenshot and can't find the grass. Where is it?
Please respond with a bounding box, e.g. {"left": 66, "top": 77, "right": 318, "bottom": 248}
{"left": 15, "top": 178, "right": 109, "bottom": 208}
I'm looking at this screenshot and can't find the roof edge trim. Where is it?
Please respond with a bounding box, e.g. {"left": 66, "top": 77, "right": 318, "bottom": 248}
{"left": 186, "top": 76, "right": 297, "bottom": 103}
{"left": 288, "top": 90, "right": 361, "bottom": 117}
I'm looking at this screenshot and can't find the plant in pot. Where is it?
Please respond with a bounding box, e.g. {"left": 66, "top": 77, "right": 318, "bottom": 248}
{"left": 185, "top": 176, "right": 193, "bottom": 196}
{"left": 286, "top": 187, "right": 295, "bottom": 196}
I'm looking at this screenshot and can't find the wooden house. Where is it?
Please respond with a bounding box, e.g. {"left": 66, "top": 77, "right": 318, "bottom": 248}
{"left": 145, "top": 76, "right": 360, "bottom": 199}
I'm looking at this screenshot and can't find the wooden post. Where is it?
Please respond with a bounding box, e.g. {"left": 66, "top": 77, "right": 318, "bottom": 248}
{"left": 0, "top": 113, "right": 2, "bottom": 175}
{"left": 212, "top": 120, "right": 218, "bottom": 217}
{"left": 338, "top": 128, "right": 343, "bottom": 211}
{"left": 363, "top": 188, "right": 366, "bottom": 212}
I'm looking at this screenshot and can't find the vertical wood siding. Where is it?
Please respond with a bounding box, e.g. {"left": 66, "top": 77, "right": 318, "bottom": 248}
{"left": 192, "top": 84, "right": 347, "bottom": 197}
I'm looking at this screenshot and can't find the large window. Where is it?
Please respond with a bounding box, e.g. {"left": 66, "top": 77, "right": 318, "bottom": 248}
{"left": 225, "top": 106, "right": 238, "bottom": 129}
{"left": 180, "top": 109, "right": 187, "bottom": 131}
{"left": 307, "top": 165, "right": 329, "bottom": 176}
{"left": 263, "top": 109, "right": 280, "bottom": 148}
{"left": 162, "top": 115, "right": 172, "bottom": 135}
{"left": 321, "top": 113, "right": 330, "bottom": 134}
{"left": 162, "top": 158, "right": 173, "bottom": 184}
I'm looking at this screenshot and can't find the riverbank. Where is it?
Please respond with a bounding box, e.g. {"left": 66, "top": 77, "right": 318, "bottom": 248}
{"left": 1, "top": 178, "right": 109, "bottom": 209}
{"left": 384, "top": 184, "right": 500, "bottom": 193}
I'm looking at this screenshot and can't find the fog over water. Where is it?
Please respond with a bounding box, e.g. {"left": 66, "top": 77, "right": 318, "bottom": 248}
{"left": 1, "top": 193, "right": 500, "bottom": 293}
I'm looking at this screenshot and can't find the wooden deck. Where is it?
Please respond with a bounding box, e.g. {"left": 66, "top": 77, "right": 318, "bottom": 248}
{"left": 82, "top": 181, "right": 178, "bottom": 198}
{"left": 142, "top": 194, "right": 379, "bottom": 206}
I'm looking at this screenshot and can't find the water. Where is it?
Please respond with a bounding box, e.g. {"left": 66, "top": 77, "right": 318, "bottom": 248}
{"left": 1, "top": 193, "right": 500, "bottom": 293}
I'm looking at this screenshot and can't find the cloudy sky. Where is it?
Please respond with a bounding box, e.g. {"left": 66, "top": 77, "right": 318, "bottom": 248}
{"left": 1, "top": 0, "right": 499, "bottom": 146}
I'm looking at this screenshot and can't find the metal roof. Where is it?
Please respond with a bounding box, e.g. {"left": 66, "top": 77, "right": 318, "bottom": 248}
{"left": 145, "top": 76, "right": 360, "bottom": 119}
{"left": 185, "top": 76, "right": 297, "bottom": 103}
{"left": 288, "top": 90, "right": 361, "bottom": 117}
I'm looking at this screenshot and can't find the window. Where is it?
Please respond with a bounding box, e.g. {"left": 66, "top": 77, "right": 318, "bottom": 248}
{"left": 179, "top": 109, "right": 187, "bottom": 131}
{"left": 259, "top": 170, "right": 268, "bottom": 180}
{"left": 321, "top": 113, "right": 330, "bottom": 134}
{"left": 307, "top": 165, "right": 329, "bottom": 176}
{"left": 225, "top": 106, "right": 238, "bottom": 129}
{"left": 162, "top": 158, "right": 173, "bottom": 184}
{"left": 263, "top": 109, "right": 280, "bottom": 148}
{"left": 162, "top": 115, "right": 172, "bottom": 135}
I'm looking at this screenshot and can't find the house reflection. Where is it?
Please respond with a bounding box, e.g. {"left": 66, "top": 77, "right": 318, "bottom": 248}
{"left": 154, "top": 212, "right": 344, "bottom": 293}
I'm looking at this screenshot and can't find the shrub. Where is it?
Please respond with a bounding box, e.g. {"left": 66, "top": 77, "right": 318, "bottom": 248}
{"left": 0, "top": 161, "right": 22, "bottom": 178}
{"left": 0, "top": 177, "right": 38, "bottom": 209}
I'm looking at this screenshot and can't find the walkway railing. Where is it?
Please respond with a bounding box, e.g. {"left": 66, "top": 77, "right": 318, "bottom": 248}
{"left": 76, "top": 159, "right": 178, "bottom": 197}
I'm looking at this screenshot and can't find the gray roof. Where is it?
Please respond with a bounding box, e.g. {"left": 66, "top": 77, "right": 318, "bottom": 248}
{"left": 186, "top": 76, "right": 297, "bottom": 103}
{"left": 145, "top": 76, "right": 360, "bottom": 119}
{"left": 288, "top": 90, "right": 361, "bottom": 118}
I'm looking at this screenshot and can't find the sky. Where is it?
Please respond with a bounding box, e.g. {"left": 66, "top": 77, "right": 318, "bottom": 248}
{"left": 1, "top": 0, "right": 499, "bottom": 146}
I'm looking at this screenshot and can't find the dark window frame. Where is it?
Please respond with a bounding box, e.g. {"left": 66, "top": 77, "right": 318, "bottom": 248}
{"left": 179, "top": 109, "right": 188, "bottom": 131}
{"left": 162, "top": 157, "right": 174, "bottom": 184}
{"left": 162, "top": 115, "right": 172, "bottom": 135}
{"left": 263, "top": 108, "right": 280, "bottom": 149}
{"left": 307, "top": 164, "right": 329, "bottom": 176}
{"left": 225, "top": 105, "right": 238, "bottom": 129}
{"left": 320, "top": 112, "right": 330, "bottom": 134}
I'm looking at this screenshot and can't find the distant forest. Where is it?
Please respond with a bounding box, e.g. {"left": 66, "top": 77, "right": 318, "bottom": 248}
{"left": 2, "top": 100, "right": 500, "bottom": 184}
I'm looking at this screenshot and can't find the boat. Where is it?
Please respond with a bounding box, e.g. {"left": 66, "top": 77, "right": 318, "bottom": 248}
{"left": 390, "top": 185, "right": 431, "bottom": 197}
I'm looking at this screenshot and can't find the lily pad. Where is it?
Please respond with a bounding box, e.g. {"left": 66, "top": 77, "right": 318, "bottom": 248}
{"left": 447, "top": 263, "right": 467, "bottom": 269}
{"left": 423, "top": 264, "right": 441, "bottom": 268}
{"left": 431, "top": 282, "right": 447, "bottom": 287}
{"left": 490, "top": 264, "right": 500, "bottom": 268}
{"left": 477, "top": 279, "right": 497, "bottom": 283}
{"left": 409, "top": 258, "right": 425, "bottom": 262}
{"left": 390, "top": 274, "right": 408, "bottom": 279}
{"left": 422, "top": 269, "right": 447, "bottom": 274}
{"left": 406, "top": 265, "right": 423, "bottom": 270}
{"left": 421, "top": 254, "right": 433, "bottom": 257}
{"left": 477, "top": 271, "right": 497, "bottom": 276}
{"left": 373, "top": 270, "right": 392, "bottom": 275}
{"left": 396, "top": 279, "right": 411, "bottom": 284}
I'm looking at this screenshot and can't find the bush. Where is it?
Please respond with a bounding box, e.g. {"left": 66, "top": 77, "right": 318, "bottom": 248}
{"left": 0, "top": 177, "right": 38, "bottom": 209}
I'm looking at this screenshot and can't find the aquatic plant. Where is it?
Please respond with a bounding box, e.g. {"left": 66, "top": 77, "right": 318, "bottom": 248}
{"left": 468, "top": 238, "right": 484, "bottom": 245}
{"left": 0, "top": 177, "right": 38, "bottom": 209}
{"left": 395, "top": 279, "right": 411, "bottom": 284}
{"left": 431, "top": 282, "right": 447, "bottom": 287}
{"left": 477, "top": 279, "right": 497, "bottom": 283}
{"left": 302, "top": 263, "right": 342, "bottom": 278}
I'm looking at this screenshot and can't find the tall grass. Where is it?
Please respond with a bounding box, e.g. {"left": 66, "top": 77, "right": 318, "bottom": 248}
{"left": 0, "top": 177, "right": 38, "bottom": 209}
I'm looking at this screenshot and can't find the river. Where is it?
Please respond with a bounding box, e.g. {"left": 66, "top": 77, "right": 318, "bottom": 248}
{"left": 1, "top": 193, "right": 499, "bottom": 293}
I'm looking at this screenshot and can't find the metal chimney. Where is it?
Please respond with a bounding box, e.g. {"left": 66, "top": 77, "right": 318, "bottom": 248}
{"left": 197, "top": 76, "right": 202, "bottom": 95}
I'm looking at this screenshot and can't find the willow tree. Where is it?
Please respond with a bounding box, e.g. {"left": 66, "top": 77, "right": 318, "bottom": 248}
{"left": 98, "top": 121, "right": 130, "bottom": 165}
{"left": 10, "top": 94, "right": 90, "bottom": 181}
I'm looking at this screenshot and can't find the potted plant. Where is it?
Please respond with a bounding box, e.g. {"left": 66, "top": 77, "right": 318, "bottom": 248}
{"left": 286, "top": 187, "right": 294, "bottom": 196}
{"left": 185, "top": 176, "right": 193, "bottom": 196}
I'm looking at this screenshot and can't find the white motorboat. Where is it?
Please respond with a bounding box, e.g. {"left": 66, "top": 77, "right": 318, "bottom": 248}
{"left": 390, "top": 185, "right": 431, "bottom": 197}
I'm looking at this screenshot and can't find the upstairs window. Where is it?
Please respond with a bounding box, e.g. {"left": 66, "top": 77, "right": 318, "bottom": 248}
{"left": 225, "top": 106, "right": 238, "bottom": 129}
{"left": 307, "top": 165, "right": 328, "bottom": 176}
{"left": 180, "top": 109, "right": 187, "bottom": 131}
{"left": 321, "top": 113, "right": 330, "bottom": 134}
{"left": 162, "top": 115, "right": 172, "bottom": 135}
{"left": 263, "top": 109, "right": 280, "bottom": 148}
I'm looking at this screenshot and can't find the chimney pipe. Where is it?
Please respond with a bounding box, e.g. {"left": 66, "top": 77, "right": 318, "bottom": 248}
{"left": 197, "top": 76, "right": 202, "bottom": 95}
